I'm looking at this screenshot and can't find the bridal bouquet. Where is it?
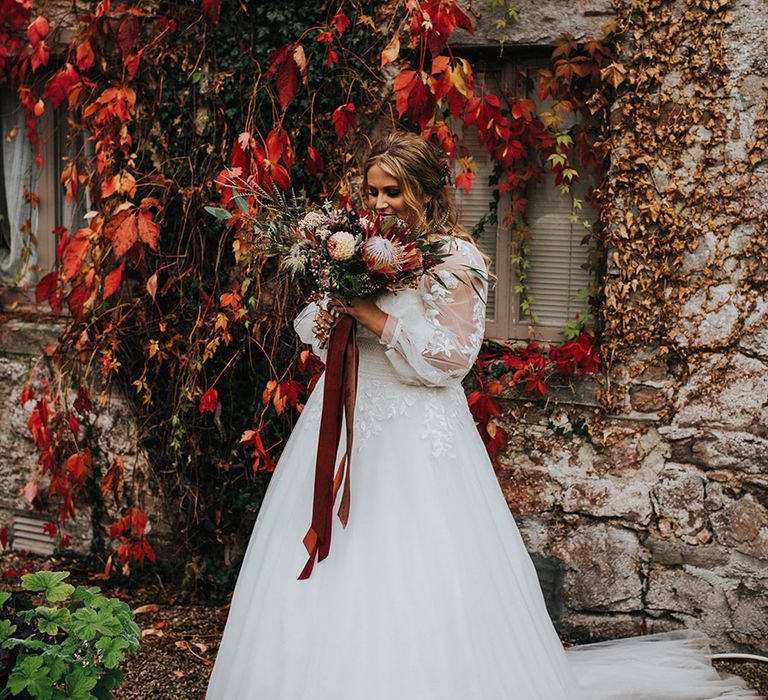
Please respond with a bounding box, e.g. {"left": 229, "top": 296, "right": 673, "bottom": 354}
{"left": 206, "top": 180, "right": 448, "bottom": 303}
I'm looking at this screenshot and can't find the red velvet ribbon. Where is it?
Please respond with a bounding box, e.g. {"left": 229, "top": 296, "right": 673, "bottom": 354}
{"left": 298, "top": 314, "right": 358, "bottom": 580}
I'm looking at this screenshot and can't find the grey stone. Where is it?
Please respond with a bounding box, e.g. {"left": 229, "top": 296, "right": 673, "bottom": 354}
{"left": 551, "top": 523, "right": 644, "bottom": 613}
{"left": 452, "top": 0, "right": 614, "bottom": 48}
{"left": 646, "top": 567, "right": 716, "bottom": 615}
{"left": 651, "top": 465, "right": 708, "bottom": 538}
{"left": 710, "top": 494, "right": 768, "bottom": 560}
{"left": 672, "top": 353, "right": 768, "bottom": 432}
{"left": 561, "top": 478, "right": 653, "bottom": 525}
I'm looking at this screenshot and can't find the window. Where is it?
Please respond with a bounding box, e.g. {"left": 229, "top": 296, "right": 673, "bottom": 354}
{"left": 454, "top": 57, "right": 599, "bottom": 342}
{"left": 0, "top": 87, "right": 85, "bottom": 302}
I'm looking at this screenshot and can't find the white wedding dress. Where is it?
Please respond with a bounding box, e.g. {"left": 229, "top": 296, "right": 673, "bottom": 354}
{"left": 206, "top": 237, "right": 762, "bottom": 700}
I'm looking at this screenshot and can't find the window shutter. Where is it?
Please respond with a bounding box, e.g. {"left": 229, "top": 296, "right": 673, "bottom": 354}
{"left": 454, "top": 125, "right": 498, "bottom": 321}
{"left": 522, "top": 173, "right": 595, "bottom": 325}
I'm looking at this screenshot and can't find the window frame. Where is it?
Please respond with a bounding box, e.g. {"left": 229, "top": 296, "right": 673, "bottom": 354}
{"left": 454, "top": 48, "right": 599, "bottom": 344}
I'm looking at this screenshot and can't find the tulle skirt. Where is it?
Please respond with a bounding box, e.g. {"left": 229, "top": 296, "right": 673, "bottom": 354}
{"left": 206, "top": 368, "right": 762, "bottom": 700}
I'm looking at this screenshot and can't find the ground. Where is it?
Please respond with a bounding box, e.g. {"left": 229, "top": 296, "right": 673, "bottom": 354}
{"left": 0, "top": 550, "right": 765, "bottom": 699}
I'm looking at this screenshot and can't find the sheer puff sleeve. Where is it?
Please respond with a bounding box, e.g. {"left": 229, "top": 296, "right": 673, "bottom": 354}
{"left": 293, "top": 298, "right": 328, "bottom": 363}
{"left": 379, "top": 237, "right": 488, "bottom": 387}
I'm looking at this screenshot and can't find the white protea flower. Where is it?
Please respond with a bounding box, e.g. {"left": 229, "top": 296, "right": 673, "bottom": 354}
{"left": 327, "top": 231, "right": 357, "bottom": 261}
{"left": 362, "top": 236, "right": 402, "bottom": 273}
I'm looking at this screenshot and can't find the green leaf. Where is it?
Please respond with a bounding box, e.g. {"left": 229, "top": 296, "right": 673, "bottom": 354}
{"left": 7, "top": 654, "right": 54, "bottom": 700}
{"left": 62, "top": 665, "right": 99, "bottom": 700}
{"left": 70, "top": 608, "right": 123, "bottom": 641}
{"left": 0, "top": 617, "right": 17, "bottom": 641}
{"left": 36, "top": 606, "right": 71, "bottom": 636}
{"left": 96, "top": 636, "right": 132, "bottom": 669}
{"left": 0, "top": 591, "right": 11, "bottom": 606}
{"left": 204, "top": 206, "right": 234, "bottom": 220}
{"left": 92, "top": 668, "right": 123, "bottom": 700}
{"left": 232, "top": 194, "right": 249, "bottom": 215}
{"left": 22, "top": 572, "right": 75, "bottom": 603}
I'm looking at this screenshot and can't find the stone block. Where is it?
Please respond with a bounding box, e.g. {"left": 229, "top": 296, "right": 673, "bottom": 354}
{"left": 452, "top": 0, "right": 614, "bottom": 48}
{"left": 556, "top": 613, "right": 649, "bottom": 644}
{"left": 646, "top": 567, "right": 716, "bottom": 615}
{"left": 643, "top": 534, "right": 729, "bottom": 568}
{"left": 561, "top": 478, "right": 652, "bottom": 525}
{"left": 672, "top": 353, "right": 768, "bottom": 432}
{"left": 689, "top": 430, "right": 768, "bottom": 473}
{"left": 651, "top": 465, "right": 708, "bottom": 538}
{"left": 629, "top": 384, "right": 667, "bottom": 412}
{"left": 710, "top": 494, "right": 768, "bottom": 560}
{"left": 498, "top": 465, "right": 562, "bottom": 515}
{"left": 550, "top": 523, "right": 644, "bottom": 613}
{"left": 675, "top": 283, "right": 744, "bottom": 347}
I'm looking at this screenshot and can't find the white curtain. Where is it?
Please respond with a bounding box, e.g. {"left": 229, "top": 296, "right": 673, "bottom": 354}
{"left": 1, "top": 87, "right": 38, "bottom": 286}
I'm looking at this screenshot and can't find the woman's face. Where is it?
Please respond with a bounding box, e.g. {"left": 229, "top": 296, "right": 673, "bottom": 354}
{"left": 365, "top": 163, "right": 418, "bottom": 226}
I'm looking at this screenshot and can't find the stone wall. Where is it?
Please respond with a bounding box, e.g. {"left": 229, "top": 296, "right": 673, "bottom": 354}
{"left": 0, "top": 310, "right": 173, "bottom": 564}
{"left": 462, "top": 0, "right": 768, "bottom": 653}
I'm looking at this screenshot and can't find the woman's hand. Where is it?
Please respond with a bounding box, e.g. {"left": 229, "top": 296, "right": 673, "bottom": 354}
{"left": 312, "top": 306, "right": 335, "bottom": 348}
{"left": 327, "top": 295, "right": 389, "bottom": 338}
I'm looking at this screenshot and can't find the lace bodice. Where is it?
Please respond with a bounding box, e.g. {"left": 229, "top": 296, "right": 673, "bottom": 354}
{"left": 293, "top": 238, "right": 488, "bottom": 455}
{"left": 293, "top": 237, "right": 488, "bottom": 388}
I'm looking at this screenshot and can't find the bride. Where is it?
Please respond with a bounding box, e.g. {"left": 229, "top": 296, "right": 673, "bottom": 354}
{"left": 205, "top": 131, "right": 761, "bottom": 699}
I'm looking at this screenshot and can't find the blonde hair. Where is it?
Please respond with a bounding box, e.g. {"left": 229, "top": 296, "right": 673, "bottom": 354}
{"left": 363, "top": 131, "right": 479, "bottom": 250}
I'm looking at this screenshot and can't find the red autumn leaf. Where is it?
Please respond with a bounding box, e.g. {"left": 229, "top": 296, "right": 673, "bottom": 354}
{"left": 306, "top": 146, "right": 324, "bottom": 177}
{"left": 240, "top": 428, "right": 276, "bottom": 473}
{"left": 332, "top": 103, "right": 356, "bottom": 140}
{"left": 44, "top": 63, "right": 80, "bottom": 111}
{"left": 20, "top": 385, "right": 34, "bottom": 406}
{"left": 137, "top": 210, "right": 160, "bottom": 250}
{"left": 67, "top": 282, "right": 90, "bottom": 319}
{"left": 62, "top": 235, "right": 89, "bottom": 281}
{"left": 316, "top": 30, "right": 333, "bottom": 44}
{"left": 73, "top": 386, "right": 92, "bottom": 414}
{"left": 325, "top": 48, "right": 339, "bottom": 68}
{"left": 27, "top": 15, "right": 49, "bottom": 46}
{"left": 101, "top": 457, "right": 125, "bottom": 504}
{"left": 76, "top": 40, "right": 95, "bottom": 71}
{"left": 201, "top": 0, "right": 221, "bottom": 26}
{"left": 219, "top": 291, "right": 241, "bottom": 309}
{"left": 117, "top": 14, "right": 139, "bottom": 58}
{"left": 454, "top": 170, "right": 473, "bottom": 191}
{"left": 58, "top": 535, "right": 71, "bottom": 549}
{"left": 331, "top": 11, "right": 350, "bottom": 35}
{"left": 131, "top": 508, "right": 148, "bottom": 537}
{"left": 30, "top": 40, "right": 50, "bottom": 72}
{"left": 35, "top": 271, "right": 57, "bottom": 304}
{"left": 68, "top": 413, "right": 79, "bottom": 437}
{"left": 394, "top": 69, "right": 417, "bottom": 117}
{"left": 66, "top": 449, "right": 93, "bottom": 483}
{"left": 265, "top": 45, "right": 291, "bottom": 79}
{"left": 276, "top": 52, "right": 300, "bottom": 110}
{"left": 0, "top": 527, "right": 7, "bottom": 549}
{"left": 112, "top": 212, "right": 138, "bottom": 258}
{"left": 199, "top": 387, "right": 218, "bottom": 413}
{"left": 43, "top": 521, "right": 57, "bottom": 538}
{"left": 103, "top": 263, "right": 124, "bottom": 300}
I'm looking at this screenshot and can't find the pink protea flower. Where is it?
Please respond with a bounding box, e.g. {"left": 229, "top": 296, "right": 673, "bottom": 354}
{"left": 361, "top": 236, "right": 403, "bottom": 275}
{"left": 327, "top": 231, "right": 356, "bottom": 260}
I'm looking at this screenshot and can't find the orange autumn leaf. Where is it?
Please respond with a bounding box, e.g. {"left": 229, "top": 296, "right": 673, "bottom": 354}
{"left": 137, "top": 210, "right": 160, "bottom": 250}
{"left": 112, "top": 212, "right": 138, "bottom": 258}
{"left": 103, "top": 263, "right": 125, "bottom": 300}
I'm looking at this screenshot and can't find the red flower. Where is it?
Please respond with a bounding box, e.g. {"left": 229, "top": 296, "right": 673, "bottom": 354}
{"left": 199, "top": 387, "right": 218, "bottom": 413}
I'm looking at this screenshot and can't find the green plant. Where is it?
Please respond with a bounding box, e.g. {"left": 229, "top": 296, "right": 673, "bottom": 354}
{"left": 0, "top": 571, "right": 140, "bottom": 700}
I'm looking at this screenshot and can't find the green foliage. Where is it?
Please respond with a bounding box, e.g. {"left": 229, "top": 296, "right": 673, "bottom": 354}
{"left": 0, "top": 572, "right": 139, "bottom": 700}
